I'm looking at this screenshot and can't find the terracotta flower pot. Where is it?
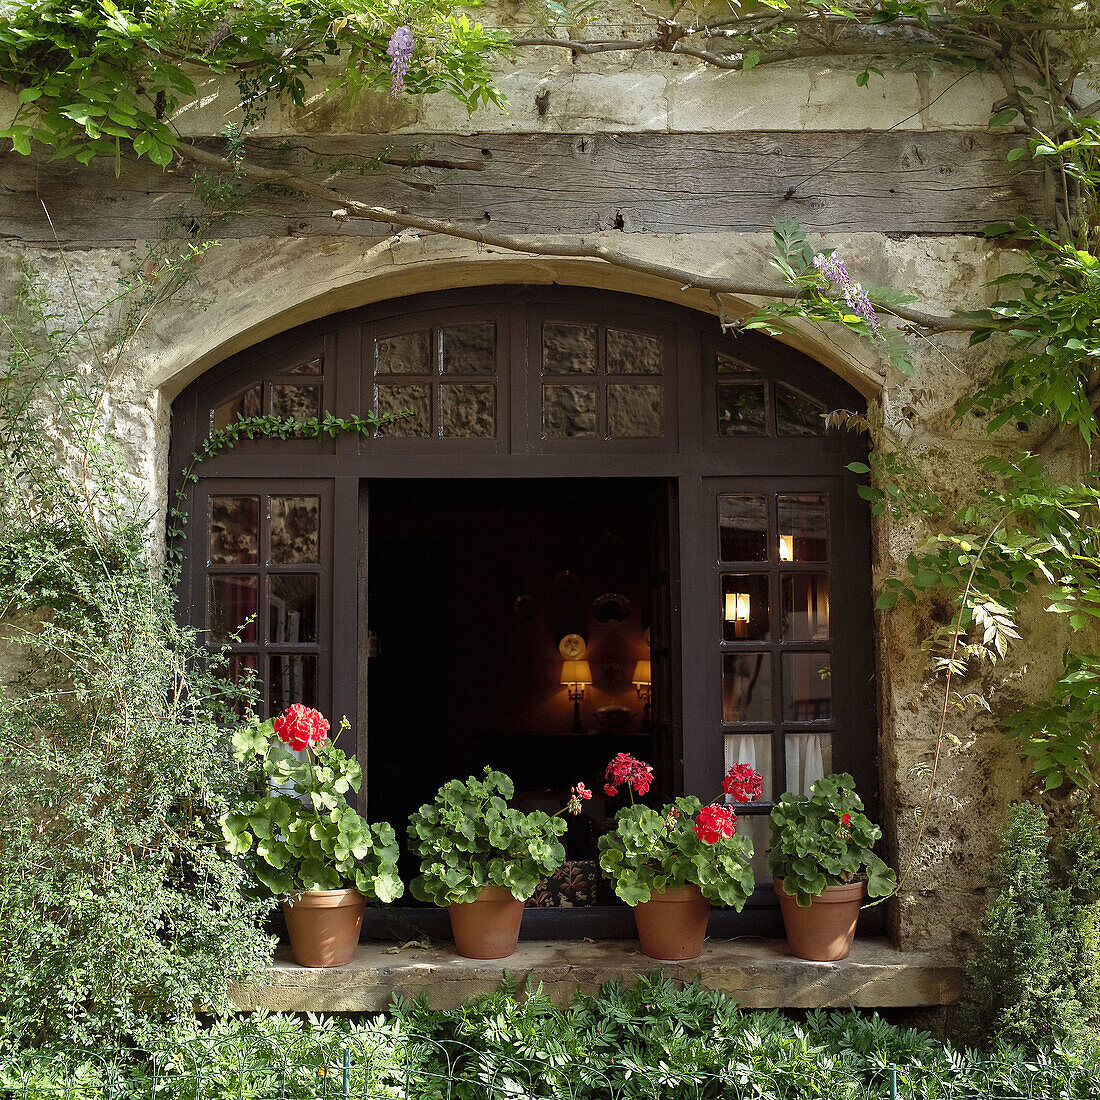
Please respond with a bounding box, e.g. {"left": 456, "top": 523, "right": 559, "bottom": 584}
{"left": 282, "top": 888, "right": 364, "bottom": 967}
{"left": 773, "top": 877, "right": 866, "bottom": 961}
{"left": 633, "top": 884, "right": 711, "bottom": 960}
{"left": 448, "top": 884, "right": 526, "bottom": 959}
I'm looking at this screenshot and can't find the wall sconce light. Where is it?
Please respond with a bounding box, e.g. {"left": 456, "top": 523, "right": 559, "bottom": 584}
{"left": 724, "top": 592, "right": 750, "bottom": 638}
{"left": 632, "top": 659, "right": 652, "bottom": 732}
{"left": 779, "top": 534, "right": 794, "bottom": 561}
{"left": 561, "top": 659, "right": 593, "bottom": 733}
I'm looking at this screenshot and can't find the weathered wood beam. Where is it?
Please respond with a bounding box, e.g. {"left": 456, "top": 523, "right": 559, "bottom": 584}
{"left": 0, "top": 131, "right": 1038, "bottom": 248}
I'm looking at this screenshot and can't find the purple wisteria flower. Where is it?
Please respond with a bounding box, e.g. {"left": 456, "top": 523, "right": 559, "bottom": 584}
{"left": 208, "top": 15, "right": 233, "bottom": 52}
{"left": 813, "top": 250, "right": 881, "bottom": 332}
{"left": 387, "top": 26, "right": 415, "bottom": 97}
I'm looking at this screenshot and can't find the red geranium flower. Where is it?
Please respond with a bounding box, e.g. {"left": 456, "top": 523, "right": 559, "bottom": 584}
{"left": 693, "top": 804, "right": 737, "bottom": 845}
{"left": 842, "top": 812, "right": 851, "bottom": 825}
{"left": 722, "top": 763, "right": 764, "bottom": 804}
{"left": 273, "top": 704, "right": 329, "bottom": 752}
{"left": 603, "top": 753, "right": 654, "bottom": 798}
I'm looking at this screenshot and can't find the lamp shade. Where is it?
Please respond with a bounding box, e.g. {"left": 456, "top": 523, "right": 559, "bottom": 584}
{"left": 632, "top": 659, "right": 652, "bottom": 686}
{"left": 724, "top": 592, "right": 750, "bottom": 622}
{"left": 561, "top": 659, "right": 593, "bottom": 686}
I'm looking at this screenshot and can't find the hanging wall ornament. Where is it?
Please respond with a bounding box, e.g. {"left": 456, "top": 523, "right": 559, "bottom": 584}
{"left": 592, "top": 593, "right": 632, "bottom": 623}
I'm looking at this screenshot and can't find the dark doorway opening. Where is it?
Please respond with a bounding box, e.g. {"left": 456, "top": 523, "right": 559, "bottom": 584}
{"left": 365, "top": 478, "right": 677, "bottom": 901}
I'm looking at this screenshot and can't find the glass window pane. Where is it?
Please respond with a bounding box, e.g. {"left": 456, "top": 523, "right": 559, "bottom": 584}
{"left": 778, "top": 494, "right": 828, "bottom": 561}
{"left": 543, "top": 323, "right": 597, "bottom": 374}
{"left": 718, "top": 495, "right": 767, "bottom": 562}
{"left": 377, "top": 332, "right": 431, "bottom": 375}
{"left": 782, "top": 653, "right": 832, "bottom": 722}
{"left": 724, "top": 732, "right": 773, "bottom": 802}
{"left": 717, "top": 355, "right": 759, "bottom": 376}
{"left": 377, "top": 384, "right": 431, "bottom": 437}
{"left": 214, "top": 653, "right": 258, "bottom": 717}
{"left": 606, "top": 329, "right": 662, "bottom": 375}
{"left": 441, "top": 383, "right": 495, "bottom": 438}
{"left": 269, "top": 654, "right": 319, "bottom": 715}
{"left": 782, "top": 575, "right": 830, "bottom": 641}
{"left": 543, "top": 384, "right": 596, "bottom": 438}
{"left": 442, "top": 324, "right": 495, "bottom": 375}
{"left": 784, "top": 732, "right": 834, "bottom": 796}
{"left": 209, "top": 496, "right": 259, "bottom": 565}
{"left": 718, "top": 382, "right": 767, "bottom": 436}
{"left": 270, "top": 496, "right": 320, "bottom": 564}
{"left": 287, "top": 357, "right": 323, "bottom": 375}
{"left": 271, "top": 384, "right": 320, "bottom": 422}
{"left": 732, "top": 812, "right": 772, "bottom": 885}
{"left": 722, "top": 574, "right": 770, "bottom": 641}
{"left": 608, "top": 383, "right": 662, "bottom": 438}
{"left": 722, "top": 653, "right": 772, "bottom": 723}
{"left": 776, "top": 384, "right": 826, "bottom": 436}
{"left": 208, "top": 575, "right": 258, "bottom": 644}
{"left": 269, "top": 575, "right": 318, "bottom": 644}
{"left": 213, "top": 385, "right": 262, "bottom": 432}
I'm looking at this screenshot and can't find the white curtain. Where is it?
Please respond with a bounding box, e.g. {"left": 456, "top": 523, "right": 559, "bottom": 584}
{"left": 784, "top": 733, "right": 827, "bottom": 796}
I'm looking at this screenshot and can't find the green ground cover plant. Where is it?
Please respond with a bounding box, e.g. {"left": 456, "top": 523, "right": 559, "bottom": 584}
{"left": 3, "top": 978, "right": 1098, "bottom": 1099}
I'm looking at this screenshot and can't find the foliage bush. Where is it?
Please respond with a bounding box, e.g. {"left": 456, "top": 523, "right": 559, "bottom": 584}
{"left": 0, "top": 263, "right": 273, "bottom": 1048}
{"left": 4, "top": 978, "right": 1099, "bottom": 1099}
{"left": 967, "top": 802, "right": 1100, "bottom": 1051}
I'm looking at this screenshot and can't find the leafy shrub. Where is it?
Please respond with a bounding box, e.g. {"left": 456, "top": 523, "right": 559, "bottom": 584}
{"left": 967, "top": 802, "right": 1100, "bottom": 1049}
{"left": 407, "top": 768, "right": 568, "bottom": 905}
{"left": 5, "top": 980, "right": 1099, "bottom": 1100}
{"left": 767, "top": 773, "right": 897, "bottom": 906}
{"left": 0, "top": 261, "right": 272, "bottom": 1049}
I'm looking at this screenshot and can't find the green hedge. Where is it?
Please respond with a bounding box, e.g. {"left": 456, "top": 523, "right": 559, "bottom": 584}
{"left": 4, "top": 978, "right": 1098, "bottom": 1100}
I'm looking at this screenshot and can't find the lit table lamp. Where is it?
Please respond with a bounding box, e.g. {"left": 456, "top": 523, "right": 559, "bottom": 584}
{"left": 561, "top": 659, "right": 592, "bottom": 733}
{"left": 724, "top": 591, "right": 750, "bottom": 638}
{"left": 632, "top": 659, "right": 652, "bottom": 732}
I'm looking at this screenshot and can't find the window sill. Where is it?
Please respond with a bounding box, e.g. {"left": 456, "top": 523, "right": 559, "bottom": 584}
{"left": 232, "top": 937, "right": 963, "bottom": 1013}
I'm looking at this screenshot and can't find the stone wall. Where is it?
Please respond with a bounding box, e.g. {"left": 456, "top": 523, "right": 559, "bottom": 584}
{"left": 0, "top": 5, "right": 1059, "bottom": 954}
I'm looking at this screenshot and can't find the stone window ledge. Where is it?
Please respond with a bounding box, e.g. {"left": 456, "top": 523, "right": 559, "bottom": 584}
{"left": 232, "top": 937, "right": 963, "bottom": 1013}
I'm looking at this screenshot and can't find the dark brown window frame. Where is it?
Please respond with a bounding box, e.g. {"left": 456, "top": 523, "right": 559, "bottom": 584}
{"left": 170, "top": 285, "right": 876, "bottom": 935}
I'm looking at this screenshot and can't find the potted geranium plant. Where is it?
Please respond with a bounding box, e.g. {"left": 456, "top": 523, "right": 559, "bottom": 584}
{"left": 222, "top": 705, "right": 403, "bottom": 967}
{"left": 407, "top": 767, "right": 588, "bottom": 959}
{"left": 767, "top": 772, "right": 897, "bottom": 961}
{"left": 597, "top": 754, "right": 762, "bottom": 960}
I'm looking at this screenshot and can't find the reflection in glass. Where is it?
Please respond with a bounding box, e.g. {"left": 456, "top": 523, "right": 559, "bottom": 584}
{"left": 208, "top": 575, "right": 258, "bottom": 644}
{"left": 784, "top": 732, "right": 834, "bottom": 795}
{"left": 269, "top": 654, "right": 318, "bottom": 715}
{"left": 213, "top": 385, "right": 262, "bottom": 432}
{"left": 782, "top": 652, "right": 831, "bottom": 722}
{"left": 377, "top": 384, "right": 431, "bottom": 436}
{"left": 724, "top": 732, "right": 773, "bottom": 802}
{"left": 442, "top": 324, "right": 495, "bottom": 375}
{"left": 718, "top": 495, "right": 767, "bottom": 562}
{"left": 287, "top": 358, "right": 323, "bottom": 375}
{"left": 777, "top": 494, "right": 828, "bottom": 561}
{"left": 271, "top": 384, "right": 321, "bottom": 422}
{"left": 608, "top": 384, "right": 662, "bottom": 438}
{"left": 269, "top": 575, "right": 318, "bottom": 644}
{"left": 270, "top": 496, "right": 320, "bottom": 564}
{"left": 209, "top": 496, "right": 259, "bottom": 564}
{"left": 722, "top": 653, "right": 772, "bottom": 723}
{"left": 776, "top": 384, "right": 826, "bottom": 436}
{"left": 717, "top": 381, "right": 767, "bottom": 435}
{"left": 441, "top": 383, "right": 495, "bottom": 437}
{"left": 722, "top": 574, "right": 769, "bottom": 641}
{"left": 543, "top": 323, "right": 597, "bottom": 374}
{"left": 377, "top": 332, "right": 431, "bottom": 374}
{"left": 782, "top": 575, "right": 830, "bottom": 640}
{"left": 543, "top": 384, "right": 597, "bottom": 437}
{"left": 606, "top": 329, "right": 662, "bottom": 375}
{"left": 733, "top": 812, "right": 772, "bottom": 884}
